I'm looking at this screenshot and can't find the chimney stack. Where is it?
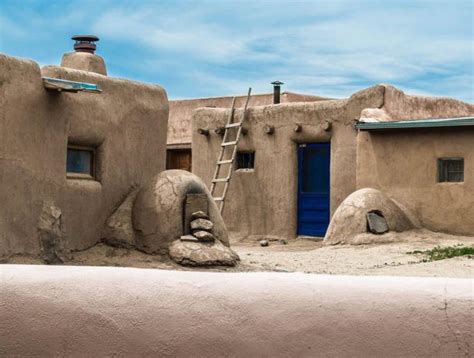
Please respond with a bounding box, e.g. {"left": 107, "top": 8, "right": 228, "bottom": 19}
{"left": 271, "top": 81, "right": 284, "bottom": 104}
{"left": 61, "top": 35, "right": 107, "bottom": 75}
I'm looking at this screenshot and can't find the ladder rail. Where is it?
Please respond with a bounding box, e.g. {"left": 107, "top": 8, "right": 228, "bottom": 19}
{"left": 210, "top": 97, "right": 236, "bottom": 194}
{"left": 211, "top": 88, "right": 252, "bottom": 214}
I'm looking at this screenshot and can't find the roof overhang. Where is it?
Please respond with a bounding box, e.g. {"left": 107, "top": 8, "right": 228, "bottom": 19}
{"left": 356, "top": 117, "right": 474, "bottom": 131}
{"left": 42, "top": 77, "right": 102, "bottom": 93}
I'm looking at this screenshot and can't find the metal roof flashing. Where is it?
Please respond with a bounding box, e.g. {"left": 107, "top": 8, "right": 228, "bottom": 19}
{"left": 356, "top": 117, "right": 474, "bottom": 131}
{"left": 42, "top": 77, "right": 102, "bottom": 94}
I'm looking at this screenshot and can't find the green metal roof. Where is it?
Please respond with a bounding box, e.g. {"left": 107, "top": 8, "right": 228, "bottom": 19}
{"left": 42, "top": 77, "right": 102, "bottom": 93}
{"left": 356, "top": 116, "right": 474, "bottom": 131}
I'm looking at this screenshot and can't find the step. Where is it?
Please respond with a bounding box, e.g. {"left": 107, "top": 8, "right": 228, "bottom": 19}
{"left": 225, "top": 122, "right": 242, "bottom": 129}
{"left": 221, "top": 141, "right": 237, "bottom": 147}
{"left": 217, "top": 159, "right": 233, "bottom": 164}
{"left": 212, "top": 178, "right": 229, "bottom": 183}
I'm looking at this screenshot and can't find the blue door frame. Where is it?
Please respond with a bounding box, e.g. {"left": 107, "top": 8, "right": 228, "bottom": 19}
{"left": 297, "top": 143, "right": 331, "bottom": 237}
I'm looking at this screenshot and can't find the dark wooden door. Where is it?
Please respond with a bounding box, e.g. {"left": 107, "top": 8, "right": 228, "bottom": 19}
{"left": 166, "top": 149, "right": 192, "bottom": 172}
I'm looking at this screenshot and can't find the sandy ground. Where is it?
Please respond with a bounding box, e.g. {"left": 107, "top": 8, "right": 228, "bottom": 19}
{"left": 3, "top": 229, "right": 473, "bottom": 277}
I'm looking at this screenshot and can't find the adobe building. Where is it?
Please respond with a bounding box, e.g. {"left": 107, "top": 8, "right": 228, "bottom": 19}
{"left": 191, "top": 85, "right": 474, "bottom": 240}
{"left": 166, "top": 87, "right": 329, "bottom": 171}
{"left": 0, "top": 36, "right": 235, "bottom": 265}
{"left": 0, "top": 37, "right": 167, "bottom": 258}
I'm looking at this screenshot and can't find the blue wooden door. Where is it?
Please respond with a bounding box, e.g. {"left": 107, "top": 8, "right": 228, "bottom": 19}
{"left": 297, "top": 143, "right": 330, "bottom": 237}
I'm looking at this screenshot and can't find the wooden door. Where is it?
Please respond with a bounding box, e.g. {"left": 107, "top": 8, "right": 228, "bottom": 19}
{"left": 166, "top": 149, "right": 192, "bottom": 172}
{"left": 297, "top": 143, "right": 331, "bottom": 237}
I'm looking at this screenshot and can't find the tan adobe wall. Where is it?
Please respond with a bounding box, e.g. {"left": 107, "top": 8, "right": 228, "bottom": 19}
{"left": 0, "top": 54, "right": 168, "bottom": 257}
{"left": 382, "top": 85, "right": 474, "bottom": 120}
{"left": 167, "top": 92, "right": 329, "bottom": 147}
{"left": 192, "top": 86, "right": 385, "bottom": 240}
{"left": 2, "top": 265, "right": 472, "bottom": 357}
{"left": 356, "top": 128, "right": 474, "bottom": 236}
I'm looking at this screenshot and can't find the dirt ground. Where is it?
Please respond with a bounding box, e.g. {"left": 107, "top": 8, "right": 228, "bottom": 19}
{"left": 4, "top": 229, "right": 473, "bottom": 278}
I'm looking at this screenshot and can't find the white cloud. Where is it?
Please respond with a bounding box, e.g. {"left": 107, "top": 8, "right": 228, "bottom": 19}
{"left": 2, "top": 0, "right": 471, "bottom": 101}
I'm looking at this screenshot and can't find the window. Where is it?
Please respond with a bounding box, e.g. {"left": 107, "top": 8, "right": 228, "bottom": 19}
{"left": 236, "top": 151, "right": 255, "bottom": 170}
{"left": 438, "top": 158, "right": 464, "bottom": 183}
{"left": 67, "top": 145, "right": 96, "bottom": 179}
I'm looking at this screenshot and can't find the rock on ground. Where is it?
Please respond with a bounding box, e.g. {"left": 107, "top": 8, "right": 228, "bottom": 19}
{"left": 190, "top": 218, "right": 214, "bottom": 231}
{"left": 101, "top": 188, "right": 139, "bottom": 248}
{"left": 191, "top": 211, "right": 209, "bottom": 220}
{"left": 193, "top": 230, "right": 215, "bottom": 242}
{"left": 169, "top": 240, "right": 239, "bottom": 266}
{"left": 180, "top": 235, "right": 199, "bottom": 242}
{"left": 37, "top": 203, "right": 71, "bottom": 264}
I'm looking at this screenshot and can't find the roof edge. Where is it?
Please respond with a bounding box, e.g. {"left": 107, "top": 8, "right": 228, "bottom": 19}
{"left": 356, "top": 117, "right": 474, "bottom": 131}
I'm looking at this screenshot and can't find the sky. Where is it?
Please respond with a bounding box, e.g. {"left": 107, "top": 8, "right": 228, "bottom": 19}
{"left": 0, "top": 0, "right": 472, "bottom": 101}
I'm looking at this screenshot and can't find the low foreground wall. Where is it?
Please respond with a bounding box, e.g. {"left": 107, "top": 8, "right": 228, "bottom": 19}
{"left": 0, "top": 265, "right": 471, "bottom": 357}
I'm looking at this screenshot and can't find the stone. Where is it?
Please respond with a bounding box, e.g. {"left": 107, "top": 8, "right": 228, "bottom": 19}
{"left": 101, "top": 188, "right": 139, "bottom": 248}
{"left": 180, "top": 235, "right": 199, "bottom": 242}
{"left": 260, "top": 240, "right": 269, "bottom": 247}
{"left": 184, "top": 194, "right": 208, "bottom": 235}
{"left": 191, "top": 210, "right": 209, "bottom": 220}
{"left": 190, "top": 218, "right": 214, "bottom": 232}
{"left": 37, "top": 203, "right": 71, "bottom": 264}
{"left": 193, "top": 231, "right": 215, "bottom": 242}
{"left": 366, "top": 212, "right": 389, "bottom": 234}
{"left": 169, "top": 240, "right": 240, "bottom": 266}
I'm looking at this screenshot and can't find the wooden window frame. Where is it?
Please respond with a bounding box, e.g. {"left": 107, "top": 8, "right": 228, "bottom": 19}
{"left": 236, "top": 151, "right": 255, "bottom": 170}
{"left": 437, "top": 157, "right": 464, "bottom": 183}
{"left": 66, "top": 144, "right": 97, "bottom": 180}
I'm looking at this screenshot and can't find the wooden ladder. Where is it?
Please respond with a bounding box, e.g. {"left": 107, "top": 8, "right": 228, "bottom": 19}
{"left": 210, "top": 88, "right": 252, "bottom": 213}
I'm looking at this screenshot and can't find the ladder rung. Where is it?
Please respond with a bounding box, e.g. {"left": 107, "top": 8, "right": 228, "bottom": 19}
{"left": 221, "top": 141, "right": 237, "bottom": 147}
{"left": 213, "top": 197, "right": 224, "bottom": 201}
{"left": 212, "top": 178, "right": 229, "bottom": 183}
{"left": 225, "top": 122, "right": 242, "bottom": 128}
{"left": 217, "top": 159, "right": 233, "bottom": 164}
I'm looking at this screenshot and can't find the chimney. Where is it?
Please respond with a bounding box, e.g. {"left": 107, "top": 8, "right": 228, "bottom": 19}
{"left": 61, "top": 35, "right": 107, "bottom": 75}
{"left": 72, "top": 35, "right": 99, "bottom": 54}
{"left": 271, "top": 81, "right": 284, "bottom": 104}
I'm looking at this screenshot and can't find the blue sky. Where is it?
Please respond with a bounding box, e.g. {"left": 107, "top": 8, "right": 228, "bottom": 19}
{"left": 0, "top": 0, "right": 472, "bottom": 101}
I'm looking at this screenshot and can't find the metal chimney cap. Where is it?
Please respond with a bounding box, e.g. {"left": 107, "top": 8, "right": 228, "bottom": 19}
{"left": 271, "top": 80, "right": 284, "bottom": 86}
{"left": 72, "top": 35, "right": 99, "bottom": 42}
{"left": 71, "top": 35, "right": 99, "bottom": 54}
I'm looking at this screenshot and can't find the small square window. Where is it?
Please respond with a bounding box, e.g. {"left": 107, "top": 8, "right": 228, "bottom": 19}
{"left": 236, "top": 151, "right": 255, "bottom": 170}
{"left": 67, "top": 145, "right": 96, "bottom": 179}
{"left": 438, "top": 158, "right": 464, "bottom": 183}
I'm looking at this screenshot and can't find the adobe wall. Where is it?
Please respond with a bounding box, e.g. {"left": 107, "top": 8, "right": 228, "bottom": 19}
{"left": 2, "top": 265, "right": 472, "bottom": 357}
{"left": 356, "top": 128, "right": 474, "bottom": 236}
{"left": 168, "top": 92, "right": 329, "bottom": 148}
{"left": 382, "top": 85, "right": 474, "bottom": 120}
{"left": 192, "top": 86, "right": 385, "bottom": 240}
{"left": 0, "top": 54, "right": 168, "bottom": 258}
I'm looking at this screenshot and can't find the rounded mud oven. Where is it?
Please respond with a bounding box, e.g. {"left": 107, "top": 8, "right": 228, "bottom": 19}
{"left": 132, "top": 170, "right": 229, "bottom": 254}
{"left": 324, "top": 188, "right": 419, "bottom": 245}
